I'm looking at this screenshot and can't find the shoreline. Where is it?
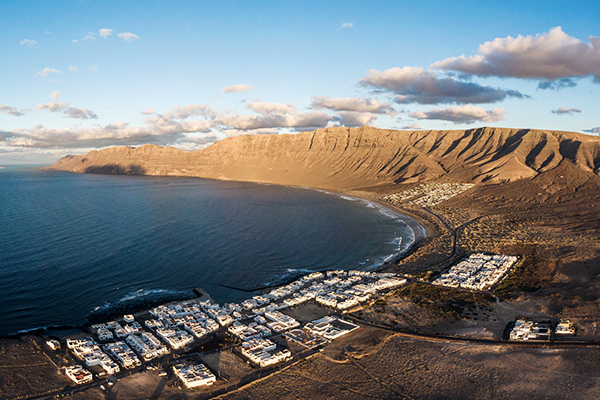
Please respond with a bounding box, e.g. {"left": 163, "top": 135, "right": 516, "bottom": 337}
{"left": 2, "top": 169, "right": 432, "bottom": 338}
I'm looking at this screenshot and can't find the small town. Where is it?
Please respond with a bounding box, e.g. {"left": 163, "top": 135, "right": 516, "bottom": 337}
{"left": 48, "top": 269, "right": 406, "bottom": 391}
{"left": 432, "top": 253, "right": 518, "bottom": 290}
{"left": 383, "top": 183, "right": 475, "bottom": 208}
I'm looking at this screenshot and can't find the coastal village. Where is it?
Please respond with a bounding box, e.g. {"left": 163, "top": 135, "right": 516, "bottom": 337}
{"left": 18, "top": 181, "right": 582, "bottom": 399}
{"left": 49, "top": 270, "right": 404, "bottom": 391}
{"left": 36, "top": 182, "right": 582, "bottom": 398}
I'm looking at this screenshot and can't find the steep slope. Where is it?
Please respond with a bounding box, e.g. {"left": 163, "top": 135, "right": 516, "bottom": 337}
{"left": 46, "top": 126, "right": 600, "bottom": 190}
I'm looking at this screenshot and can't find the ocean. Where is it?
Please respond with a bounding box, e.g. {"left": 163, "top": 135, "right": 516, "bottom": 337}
{"left": 0, "top": 166, "right": 417, "bottom": 336}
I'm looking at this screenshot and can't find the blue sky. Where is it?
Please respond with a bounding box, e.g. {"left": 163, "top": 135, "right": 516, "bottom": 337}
{"left": 1, "top": 0, "right": 599, "bottom": 163}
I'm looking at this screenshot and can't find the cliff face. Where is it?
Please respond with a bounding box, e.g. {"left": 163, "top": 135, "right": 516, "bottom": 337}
{"left": 46, "top": 126, "right": 600, "bottom": 190}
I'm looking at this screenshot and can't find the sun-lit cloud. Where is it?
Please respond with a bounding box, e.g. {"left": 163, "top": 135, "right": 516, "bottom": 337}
{"left": 431, "top": 27, "right": 600, "bottom": 88}
{"left": 68, "top": 66, "right": 79, "bottom": 72}
{"left": 311, "top": 96, "right": 393, "bottom": 113}
{"left": 245, "top": 101, "right": 296, "bottom": 115}
{"left": 140, "top": 108, "right": 155, "bottom": 115}
{"left": 20, "top": 39, "right": 37, "bottom": 46}
{"left": 401, "top": 123, "right": 422, "bottom": 130}
{"left": 83, "top": 32, "right": 96, "bottom": 41}
{"left": 49, "top": 91, "right": 62, "bottom": 100}
{"left": 215, "top": 111, "right": 334, "bottom": 130}
{"left": 118, "top": 32, "right": 140, "bottom": 42}
{"left": 0, "top": 105, "right": 217, "bottom": 149}
{"left": 0, "top": 105, "right": 26, "bottom": 117}
{"left": 161, "top": 104, "right": 218, "bottom": 120}
{"left": 37, "top": 102, "right": 99, "bottom": 119}
{"left": 336, "top": 111, "right": 378, "bottom": 127}
{"left": 35, "top": 68, "right": 62, "bottom": 77}
{"left": 36, "top": 102, "right": 70, "bottom": 112}
{"left": 99, "top": 28, "right": 113, "bottom": 38}
{"left": 223, "top": 84, "right": 253, "bottom": 93}
{"left": 63, "top": 107, "right": 98, "bottom": 119}
{"left": 551, "top": 107, "right": 581, "bottom": 115}
{"left": 410, "top": 105, "right": 505, "bottom": 124}
{"left": 360, "top": 66, "right": 525, "bottom": 105}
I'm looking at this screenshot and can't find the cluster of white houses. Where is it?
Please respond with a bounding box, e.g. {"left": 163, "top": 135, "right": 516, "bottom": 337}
{"left": 58, "top": 269, "right": 408, "bottom": 386}
{"left": 383, "top": 183, "right": 475, "bottom": 208}
{"left": 509, "top": 318, "right": 575, "bottom": 341}
{"left": 172, "top": 363, "right": 216, "bottom": 388}
{"left": 240, "top": 338, "right": 292, "bottom": 367}
{"left": 432, "top": 253, "right": 518, "bottom": 290}
{"left": 103, "top": 341, "right": 142, "bottom": 369}
{"left": 66, "top": 338, "right": 120, "bottom": 375}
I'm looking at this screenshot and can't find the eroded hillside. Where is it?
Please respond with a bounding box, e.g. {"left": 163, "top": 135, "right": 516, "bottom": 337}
{"left": 46, "top": 126, "right": 600, "bottom": 190}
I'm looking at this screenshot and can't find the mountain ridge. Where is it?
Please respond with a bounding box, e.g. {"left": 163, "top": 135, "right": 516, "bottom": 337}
{"left": 46, "top": 126, "right": 600, "bottom": 190}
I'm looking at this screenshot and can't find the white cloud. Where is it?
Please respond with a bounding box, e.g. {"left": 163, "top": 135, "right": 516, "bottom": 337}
{"left": 551, "top": 107, "right": 581, "bottom": 115}
{"left": 140, "top": 108, "right": 155, "bottom": 115}
{"left": 68, "top": 66, "right": 79, "bottom": 72}
{"left": 20, "top": 39, "right": 37, "bottom": 46}
{"left": 99, "top": 28, "right": 113, "bottom": 38}
{"left": 337, "top": 22, "right": 353, "bottom": 31}
{"left": 410, "top": 105, "right": 505, "bottom": 124}
{"left": 160, "top": 104, "right": 217, "bottom": 120}
{"left": 431, "top": 27, "right": 600, "bottom": 87}
{"left": 360, "top": 66, "right": 525, "bottom": 104}
{"left": 401, "top": 123, "right": 422, "bottom": 130}
{"left": 49, "top": 91, "right": 62, "bottom": 100}
{"left": 63, "top": 107, "right": 98, "bottom": 119}
{"left": 88, "top": 65, "right": 99, "bottom": 73}
{"left": 311, "top": 96, "right": 393, "bottom": 113}
{"left": 245, "top": 101, "right": 296, "bottom": 115}
{"left": 36, "top": 102, "right": 70, "bottom": 112}
{"left": 223, "top": 84, "right": 253, "bottom": 93}
{"left": 0, "top": 106, "right": 217, "bottom": 149}
{"left": 219, "top": 128, "right": 279, "bottom": 138}
{"left": 83, "top": 32, "right": 96, "bottom": 41}
{"left": 72, "top": 39, "right": 78, "bottom": 43}
{"left": 0, "top": 105, "right": 26, "bottom": 117}
{"left": 336, "top": 111, "right": 378, "bottom": 127}
{"left": 35, "top": 68, "right": 62, "bottom": 77}
{"left": 118, "top": 32, "right": 140, "bottom": 42}
{"left": 215, "top": 111, "right": 334, "bottom": 130}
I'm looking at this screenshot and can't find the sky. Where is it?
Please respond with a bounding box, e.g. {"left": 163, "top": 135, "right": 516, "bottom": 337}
{"left": 1, "top": 0, "right": 599, "bottom": 164}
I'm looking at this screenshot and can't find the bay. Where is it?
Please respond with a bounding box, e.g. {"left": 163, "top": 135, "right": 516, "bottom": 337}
{"left": 0, "top": 166, "right": 416, "bottom": 335}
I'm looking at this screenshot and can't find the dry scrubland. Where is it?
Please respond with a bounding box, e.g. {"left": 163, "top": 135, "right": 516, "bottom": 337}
{"left": 220, "top": 328, "right": 600, "bottom": 400}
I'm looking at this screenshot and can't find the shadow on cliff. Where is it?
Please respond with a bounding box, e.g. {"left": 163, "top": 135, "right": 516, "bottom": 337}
{"left": 84, "top": 163, "right": 147, "bottom": 175}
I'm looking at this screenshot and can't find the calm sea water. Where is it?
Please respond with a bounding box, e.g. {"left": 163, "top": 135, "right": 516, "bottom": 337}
{"left": 0, "top": 167, "right": 415, "bottom": 336}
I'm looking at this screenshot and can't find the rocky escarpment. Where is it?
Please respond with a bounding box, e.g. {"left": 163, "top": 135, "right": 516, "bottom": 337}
{"left": 46, "top": 126, "right": 600, "bottom": 190}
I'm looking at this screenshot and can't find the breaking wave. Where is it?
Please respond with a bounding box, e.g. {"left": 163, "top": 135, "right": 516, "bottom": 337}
{"left": 86, "top": 288, "right": 195, "bottom": 323}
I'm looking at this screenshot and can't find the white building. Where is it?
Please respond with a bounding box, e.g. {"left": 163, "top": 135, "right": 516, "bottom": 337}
{"left": 65, "top": 365, "right": 93, "bottom": 385}
{"left": 172, "top": 363, "right": 216, "bottom": 388}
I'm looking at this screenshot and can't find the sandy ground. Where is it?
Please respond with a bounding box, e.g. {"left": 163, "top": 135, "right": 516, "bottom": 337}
{"left": 0, "top": 337, "right": 69, "bottom": 400}
{"left": 218, "top": 329, "right": 600, "bottom": 400}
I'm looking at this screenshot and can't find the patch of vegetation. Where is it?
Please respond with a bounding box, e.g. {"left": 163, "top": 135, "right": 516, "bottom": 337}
{"left": 395, "top": 283, "right": 494, "bottom": 316}
{"left": 495, "top": 252, "right": 550, "bottom": 298}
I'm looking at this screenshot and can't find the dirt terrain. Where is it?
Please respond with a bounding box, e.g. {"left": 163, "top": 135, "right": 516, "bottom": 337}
{"left": 219, "top": 328, "right": 600, "bottom": 400}
{"left": 0, "top": 337, "right": 69, "bottom": 400}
